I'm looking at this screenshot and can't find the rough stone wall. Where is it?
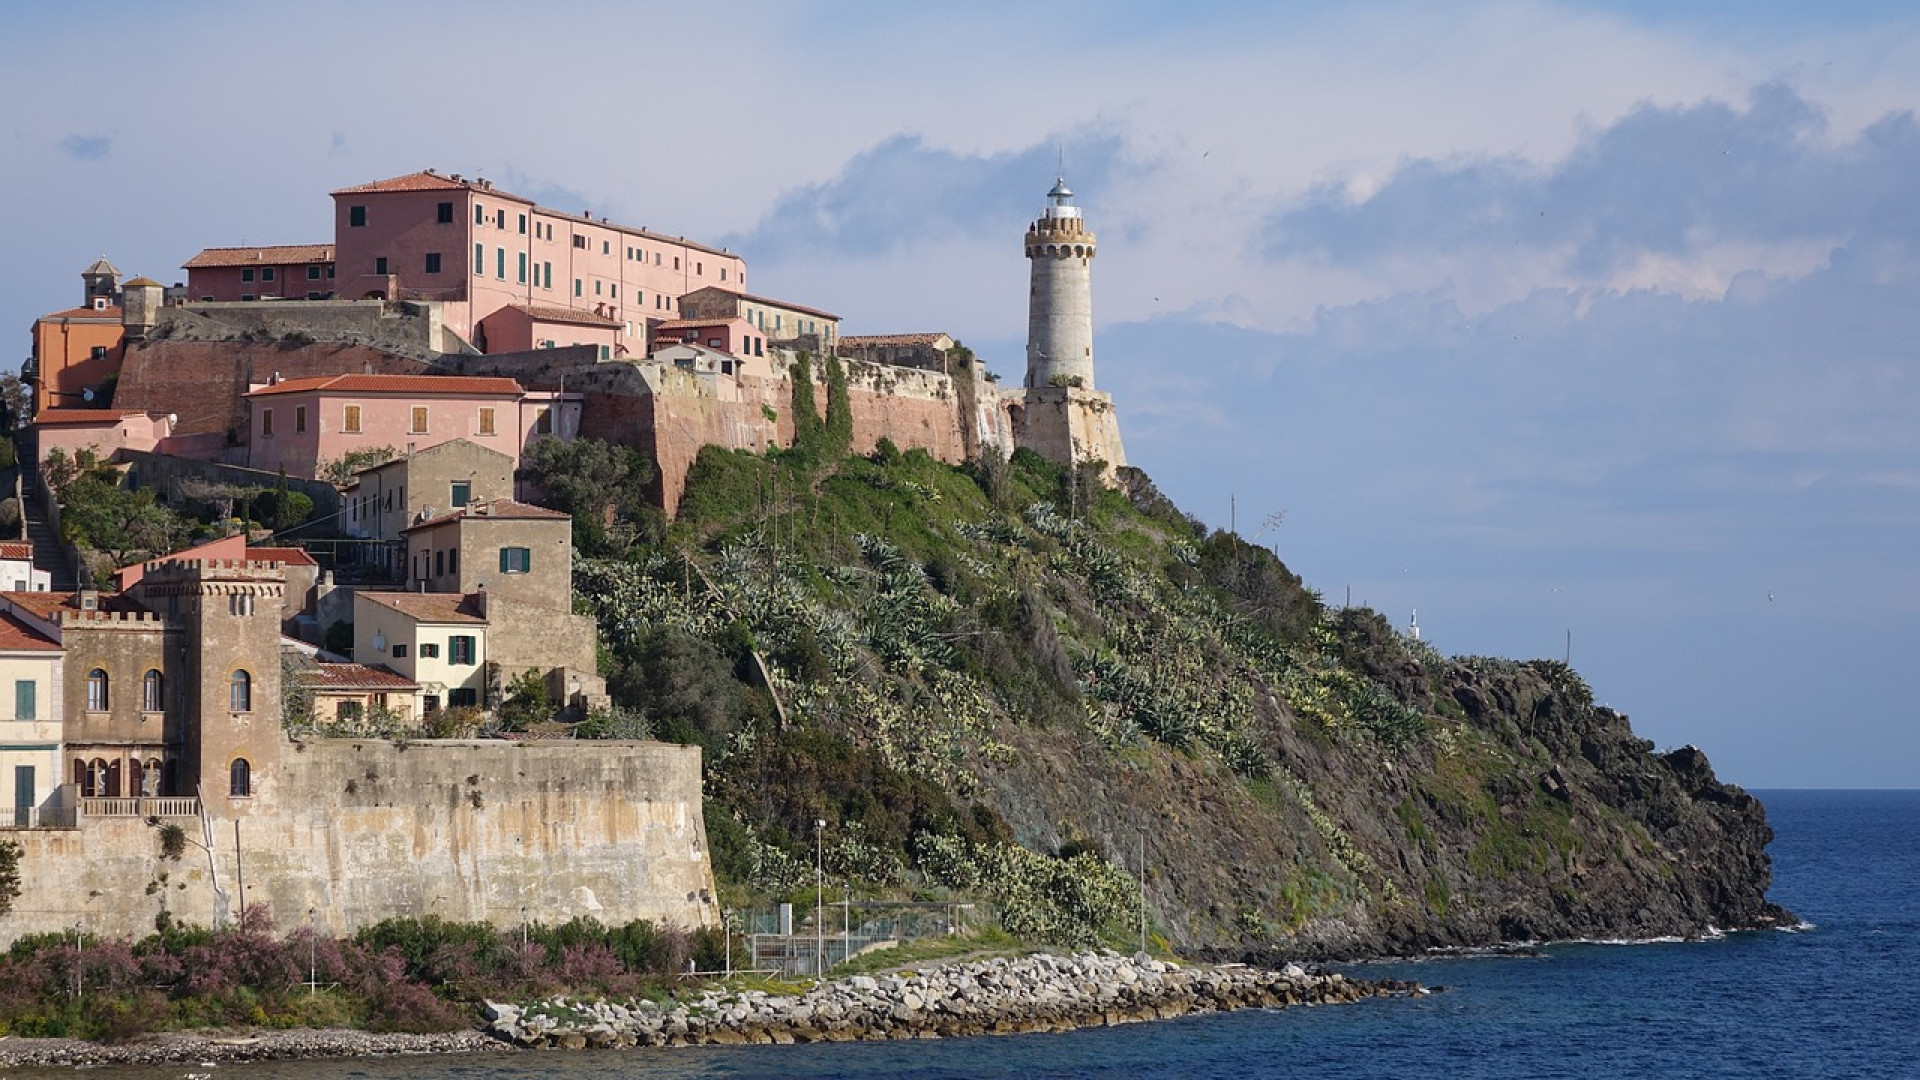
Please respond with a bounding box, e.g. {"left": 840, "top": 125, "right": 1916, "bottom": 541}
{"left": 56, "top": 614, "right": 182, "bottom": 787}
{"left": 122, "top": 451, "right": 343, "bottom": 525}
{"left": 1013, "top": 387, "right": 1128, "bottom": 475}
{"left": 0, "top": 738, "right": 714, "bottom": 942}
{"left": 114, "top": 340, "right": 425, "bottom": 438}
{"left": 479, "top": 594, "right": 601, "bottom": 684}
{"left": 151, "top": 300, "right": 453, "bottom": 361}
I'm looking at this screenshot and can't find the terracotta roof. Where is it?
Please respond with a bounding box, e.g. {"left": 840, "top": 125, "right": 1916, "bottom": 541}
{"left": 33, "top": 409, "right": 146, "bottom": 426}
{"left": 330, "top": 170, "right": 509, "bottom": 197}
{"left": 247, "top": 374, "right": 524, "bottom": 398}
{"left": 654, "top": 318, "right": 741, "bottom": 331}
{"left": 840, "top": 333, "right": 953, "bottom": 347}
{"left": 404, "top": 498, "right": 570, "bottom": 533}
{"left": 0, "top": 610, "right": 60, "bottom": 651}
{"left": 684, "top": 287, "right": 839, "bottom": 322}
{"left": 358, "top": 591, "right": 487, "bottom": 624}
{"left": 248, "top": 546, "right": 320, "bottom": 567}
{"left": 0, "top": 591, "right": 142, "bottom": 618}
{"left": 313, "top": 662, "right": 418, "bottom": 691}
{"left": 0, "top": 543, "right": 31, "bottom": 561}
{"left": 123, "top": 276, "right": 163, "bottom": 288}
{"left": 40, "top": 306, "right": 123, "bottom": 321}
{"left": 504, "top": 303, "right": 620, "bottom": 328}
{"left": 183, "top": 244, "right": 335, "bottom": 269}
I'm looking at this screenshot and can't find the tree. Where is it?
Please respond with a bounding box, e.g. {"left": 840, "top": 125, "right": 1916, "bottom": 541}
{"left": 517, "top": 437, "right": 659, "bottom": 555}
{"left": 0, "top": 838, "right": 20, "bottom": 917}
{"left": 60, "top": 476, "right": 189, "bottom": 566}
{"left": 319, "top": 445, "right": 398, "bottom": 486}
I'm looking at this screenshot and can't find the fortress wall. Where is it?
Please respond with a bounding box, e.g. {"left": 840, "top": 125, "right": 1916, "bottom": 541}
{"left": 1, "top": 739, "right": 714, "bottom": 943}
{"left": 115, "top": 340, "right": 426, "bottom": 437}
{"left": 1015, "top": 387, "right": 1128, "bottom": 475}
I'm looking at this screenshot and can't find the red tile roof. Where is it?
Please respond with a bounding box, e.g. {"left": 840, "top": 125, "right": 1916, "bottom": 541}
{"left": 183, "top": 244, "right": 335, "bottom": 269}
{"left": 39, "top": 306, "right": 123, "bottom": 321}
{"left": 654, "top": 318, "right": 742, "bottom": 331}
{"left": 504, "top": 303, "right": 620, "bottom": 328}
{"left": 33, "top": 409, "right": 147, "bottom": 426}
{"left": 357, "top": 591, "right": 487, "bottom": 624}
{"left": 0, "top": 543, "right": 31, "bottom": 561}
{"left": 684, "top": 287, "right": 839, "bottom": 322}
{"left": 246, "top": 374, "right": 524, "bottom": 398}
{"left": 248, "top": 546, "right": 320, "bottom": 567}
{"left": 404, "top": 498, "right": 570, "bottom": 533}
{"left": 840, "top": 333, "right": 954, "bottom": 347}
{"left": 330, "top": 170, "right": 501, "bottom": 197}
{"left": 313, "top": 662, "right": 418, "bottom": 691}
{"left": 0, "top": 591, "right": 142, "bottom": 619}
{"left": 0, "top": 610, "right": 59, "bottom": 651}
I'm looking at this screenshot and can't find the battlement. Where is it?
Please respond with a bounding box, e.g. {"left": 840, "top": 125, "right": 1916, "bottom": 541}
{"left": 142, "top": 557, "right": 289, "bottom": 581}
{"left": 59, "top": 608, "right": 166, "bottom": 626}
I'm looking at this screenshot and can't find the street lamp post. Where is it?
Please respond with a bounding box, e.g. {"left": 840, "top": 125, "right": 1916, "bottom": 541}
{"left": 814, "top": 818, "right": 826, "bottom": 978}
{"left": 723, "top": 909, "right": 734, "bottom": 978}
{"left": 308, "top": 907, "right": 318, "bottom": 996}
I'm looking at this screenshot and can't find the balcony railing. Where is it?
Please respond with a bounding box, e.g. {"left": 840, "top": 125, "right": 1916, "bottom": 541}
{"left": 79, "top": 797, "right": 202, "bottom": 819}
{"left": 3, "top": 806, "right": 78, "bottom": 830}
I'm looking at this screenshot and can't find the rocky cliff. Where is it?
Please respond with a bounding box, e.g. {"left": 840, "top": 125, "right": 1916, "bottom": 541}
{"left": 574, "top": 440, "right": 1792, "bottom": 958}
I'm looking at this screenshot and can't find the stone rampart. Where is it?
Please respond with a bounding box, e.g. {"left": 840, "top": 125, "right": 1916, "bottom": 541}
{"left": 0, "top": 738, "right": 715, "bottom": 943}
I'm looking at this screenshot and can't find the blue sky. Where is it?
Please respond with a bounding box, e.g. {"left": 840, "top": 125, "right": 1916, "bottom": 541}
{"left": 5, "top": 1, "right": 1917, "bottom": 787}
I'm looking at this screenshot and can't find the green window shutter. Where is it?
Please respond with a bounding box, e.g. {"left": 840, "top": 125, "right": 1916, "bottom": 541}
{"left": 14, "top": 680, "right": 33, "bottom": 721}
{"left": 499, "top": 548, "right": 510, "bottom": 573}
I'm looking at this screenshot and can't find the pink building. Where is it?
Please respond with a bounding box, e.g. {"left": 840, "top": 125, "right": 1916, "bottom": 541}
{"left": 477, "top": 303, "right": 620, "bottom": 355}
{"left": 327, "top": 170, "right": 747, "bottom": 354}
{"left": 183, "top": 245, "right": 336, "bottom": 301}
{"left": 243, "top": 373, "right": 577, "bottom": 479}
{"left": 34, "top": 409, "right": 175, "bottom": 463}
{"left": 651, "top": 317, "right": 763, "bottom": 360}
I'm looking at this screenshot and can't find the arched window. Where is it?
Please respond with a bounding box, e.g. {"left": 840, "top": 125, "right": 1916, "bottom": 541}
{"left": 229, "top": 669, "right": 252, "bottom": 712}
{"left": 86, "top": 668, "right": 109, "bottom": 711}
{"left": 127, "top": 759, "right": 143, "bottom": 799}
{"left": 72, "top": 758, "right": 88, "bottom": 795}
{"left": 103, "top": 759, "right": 121, "bottom": 797}
{"left": 143, "top": 669, "right": 164, "bottom": 712}
{"left": 87, "top": 758, "right": 108, "bottom": 797}
{"left": 143, "top": 759, "right": 163, "bottom": 796}
{"left": 229, "top": 758, "right": 251, "bottom": 797}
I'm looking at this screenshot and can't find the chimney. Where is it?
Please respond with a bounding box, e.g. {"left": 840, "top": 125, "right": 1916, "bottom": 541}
{"left": 475, "top": 584, "right": 488, "bottom": 619}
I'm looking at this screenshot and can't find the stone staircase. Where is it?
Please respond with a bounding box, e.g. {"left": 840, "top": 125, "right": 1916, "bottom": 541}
{"left": 10, "top": 461, "right": 77, "bottom": 592}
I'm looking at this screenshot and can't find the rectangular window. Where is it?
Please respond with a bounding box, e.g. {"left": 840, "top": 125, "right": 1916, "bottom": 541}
{"left": 338, "top": 700, "right": 363, "bottom": 723}
{"left": 475, "top": 243, "right": 484, "bottom": 274}
{"left": 696, "top": 261, "right": 703, "bottom": 276}
{"left": 435, "top": 549, "right": 445, "bottom": 577}
{"left": 543, "top": 262, "right": 552, "bottom": 290}
{"left": 477, "top": 407, "right": 495, "bottom": 436}
{"left": 450, "top": 636, "right": 476, "bottom": 665}
{"left": 475, "top": 204, "right": 485, "bottom": 225}
{"left": 438, "top": 201, "right": 454, "bottom": 224}
{"left": 419, "top": 642, "right": 439, "bottom": 659}
{"left": 375, "top": 256, "right": 389, "bottom": 276}
{"left": 343, "top": 404, "right": 362, "bottom": 433}
{"left": 391, "top": 643, "right": 407, "bottom": 659}
{"left": 451, "top": 480, "right": 471, "bottom": 507}
{"left": 534, "top": 407, "right": 552, "bottom": 435}
{"left": 425, "top": 252, "right": 442, "bottom": 274}
{"left": 451, "top": 687, "right": 478, "bottom": 707}
{"left": 241, "top": 268, "right": 255, "bottom": 282}
{"left": 497, "top": 210, "right": 506, "bottom": 229}
{"left": 262, "top": 267, "right": 276, "bottom": 282}
{"left": 595, "top": 280, "right": 602, "bottom": 296}
{"left": 295, "top": 405, "right": 307, "bottom": 433}
{"left": 261, "top": 409, "right": 274, "bottom": 437}
{"left": 518, "top": 213, "right": 527, "bottom": 234}
{"left": 574, "top": 279, "right": 582, "bottom": 297}
{"left": 500, "top": 546, "right": 531, "bottom": 573}
{"left": 349, "top": 205, "right": 366, "bottom": 227}
{"left": 307, "top": 265, "right": 322, "bottom": 280}
{"left": 411, "top": 406, "right": 428, "bottom": 434}
{"left": 14, "top": 680, "right": 34, "bottom": 721}
{"left": 602, "top": 240, "right": 611, "bottom": 255}
{"left": 517, "top": 252, "right": 527, "bottom": 284}
{"left": 720, "top": 268, "right": 727, "bottom": 281}
{"left": 496, "top": 247, "right": 506, "bottom": 280}
{"left": 573, "top": 235, "right": 587, "bottom": 249}
{"left": 448, "top": 548, "right": 458, "bottom": 575}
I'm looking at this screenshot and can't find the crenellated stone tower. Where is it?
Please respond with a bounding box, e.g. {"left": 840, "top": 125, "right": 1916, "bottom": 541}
{"left": 1016, "top": 179, "right": 1127, "bottom": 474}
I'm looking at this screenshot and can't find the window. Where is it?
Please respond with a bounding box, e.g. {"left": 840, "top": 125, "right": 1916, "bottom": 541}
{"left": 534, "top": 407, "right": 552, "bottom": 435}
{"left": 293, "top": 405, "right": 307, "bottom": 433}
{"left": 574, "top": 278, "right": 582, "bottom": 297}
{"left": 721, "top": 268, "right": 728, "bottom": 282}
{"left": 595, "top": 280, "right": 602, "bottom": 296}
{"left": 696, "top": 261, "right": 703, "bottom": 276}
{"left": 241, "top": 268, "right": 255, "bottom": 282}
{"left": 496, "top": 247, "right": 506, "bottom": 280}
{"left": 451, "top": 688, "right": 479, "bottom": 707}
{"left": 307, "top": 265, "right": 322, "bottom": 280}
{"left": 500, "top": 546, "right": 531, "bottom": 573}
{"left": 338, "top": 700, "right": 363, "bottom": 723}
{"left": 517, "top": 252, "right": 527, "bottom": 284}
{"left": 477, "top": 408, "right": 495, "bottom": 436}
{"left": 449, "top": 636, "right": 476, "bottom": 665}
{"left": 543, "top": 262, "right": 552, "bottom": 289}
{"left": 475, "top": 204, "right": 485, "bottom": 225}
{"left": 497, "top": 210, "right": 507, "bottom": 229}
{"left": 425, "top": 252, "right": 442, "bottom": 274}
{"left": 229, "top": 669, "right": 252, "bottom": 712}
{"left": 229, "top": 758, "right": 251, "bottom": 797}
{"left": 241, "top": 294, "right": 257, "bottom": 302}
{"left": 573, "top": 235, "right": 587, "bottom": 249}
{"left": 261, "top": 409, "right": 274, "bottom": 437}
{"left": 411, "top": 406, "right": 428, "bottom": 434}
{"left": 437, "top": 201, "right": 454, "bottom": 224}
{"left": 349, "top": 205, "right": 366, "bottom": 227}
{"left": 448, "top": 548, "right": 458, "bottom": 575}
{"left": 14, "top": 679, "right": 34, "bottom": 721}
{"left": 475, "top": 243, "right": 485, "bottom": 274}
{"left": 343, "top": 404, "right": 362, "bottom": 433}
{"left": 518, "top": 213, "right": 527, "bottom": 234}
{"left": 142, "top": 669, "right": 163, "bottom": 712}
{"left": 419, "top": 642, "right": 440, "bottom": 658}
{"left": 391, "top": 643, "right": 408, "bottom": 658}
{"left": 434, "top": 550, "right": 445, "bottom": 577}
{"left": 602, "top": 240, "right": 611, "bottom": 255}
{"left": 228, "top": 593, "right": 253, "bottom": 616}
{"left": 87, "top": 668, "right": 109, "bottom": 711}
{"left": 451, "top": 479, "right": 471, "bottom": 507}
{"left": 262, "top": 267, "right": 275, "bottom": 282}
{"left": 375, "top": 256, "right": 389, "bottom": 276}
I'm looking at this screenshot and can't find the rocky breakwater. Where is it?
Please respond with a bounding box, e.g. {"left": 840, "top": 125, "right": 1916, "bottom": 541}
{"left": 485, "top": 951, "right": 1422, "bottom": 1050}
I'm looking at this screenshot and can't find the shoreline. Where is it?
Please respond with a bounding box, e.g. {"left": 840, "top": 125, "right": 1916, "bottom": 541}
{"left": 0, "top": 952, "right": 1420, "bottom": 1069}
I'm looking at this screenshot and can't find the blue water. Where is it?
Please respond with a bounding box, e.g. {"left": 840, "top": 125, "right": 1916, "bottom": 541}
{"left": 85, "top": 790, "right": 1920, "bottom": 1079}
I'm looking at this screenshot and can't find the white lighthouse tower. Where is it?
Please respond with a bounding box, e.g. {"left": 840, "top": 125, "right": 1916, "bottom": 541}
{"left": 1015, "top": 179, "right": 1127, "bottom": 473}
{"left": 1025, "top": 178, "right": 1097, "bottom": 390}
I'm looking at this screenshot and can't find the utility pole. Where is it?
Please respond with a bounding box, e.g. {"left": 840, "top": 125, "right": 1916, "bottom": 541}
{"left": 814, "top": 819, "right": 826, "bottom": 978}
{"left": 1138, "top": 829, "right": 1147, "bottom": 955}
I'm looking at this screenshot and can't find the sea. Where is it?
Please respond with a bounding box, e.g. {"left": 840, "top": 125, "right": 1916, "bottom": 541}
{"left": 71, "top": 789, "right": 1918, "bottom": 1080}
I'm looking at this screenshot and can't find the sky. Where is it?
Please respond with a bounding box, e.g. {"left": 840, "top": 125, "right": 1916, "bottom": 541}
{"left": 4, "top": 0, "right": 1917, "bottom": 788}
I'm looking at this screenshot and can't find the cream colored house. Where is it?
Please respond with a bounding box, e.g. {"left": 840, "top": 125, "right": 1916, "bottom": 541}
{"left": 352, "top": 591, "right": 489, "bottom": 714}
{"left": 0, "top": 609, "right": 65, "bottom": 825}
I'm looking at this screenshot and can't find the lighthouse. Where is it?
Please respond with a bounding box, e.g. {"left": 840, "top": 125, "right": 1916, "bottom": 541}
{"left": 1024, "top": 179, "right": 1097, "bottom": 390}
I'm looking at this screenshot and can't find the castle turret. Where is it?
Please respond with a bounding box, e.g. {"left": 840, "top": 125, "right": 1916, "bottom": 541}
{"left": 122, "top": 276, "right": 164, "bottom": 340}
{"left": 1024, "top": 179, "right": 1097, "bottom": 390}
{"left": 82, "top": 255, "right": 122, "bottom": 309}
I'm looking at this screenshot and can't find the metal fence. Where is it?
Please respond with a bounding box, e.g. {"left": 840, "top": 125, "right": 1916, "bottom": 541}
{"left": 739, "top": 900, "right": 989, "bottom": 978}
